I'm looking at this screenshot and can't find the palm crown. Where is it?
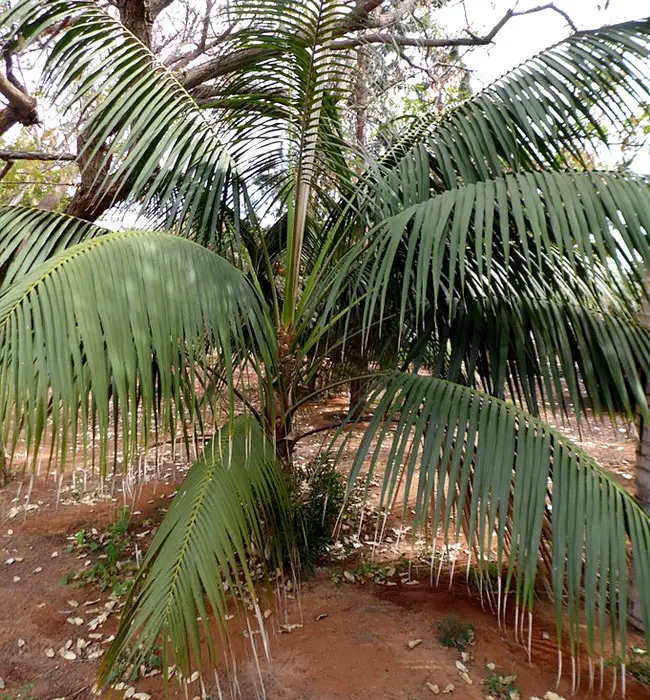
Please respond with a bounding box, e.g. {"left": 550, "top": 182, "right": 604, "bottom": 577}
{"left": 1, "top": 0, "right": 650, "bottom": 694}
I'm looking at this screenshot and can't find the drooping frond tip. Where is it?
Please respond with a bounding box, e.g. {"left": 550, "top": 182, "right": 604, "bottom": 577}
{"left": 344, "top": 373, "right": 650, "bottom": 667}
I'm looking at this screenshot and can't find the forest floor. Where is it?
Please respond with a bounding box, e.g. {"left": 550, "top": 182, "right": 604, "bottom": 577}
{"left": 0, "top": 393, "right": 648, "bottom": 700}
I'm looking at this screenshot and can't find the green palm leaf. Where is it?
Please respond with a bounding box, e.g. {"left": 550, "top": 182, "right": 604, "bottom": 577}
{"left": 0, "top": 207, "right": 107, "bottom": 290}
{"left": 349, "top": 18, "right": 650, "bottom": 234}
{"left": 415, "top": 19, "right": 650, "bottom": 187}
{"left": 344, "top": 372, "right": 650, "bottom": 669}
{"left": 3, "top": 0, "right": 247, "bottom": 240}
{"left": 99, "top": 415, "right": 294, "bottom": 688}
{"left": 0, "top": 230, "right": 274, "bottom": 472}
{"left": 352, "top": 170, "right": 650, "bottom": 329}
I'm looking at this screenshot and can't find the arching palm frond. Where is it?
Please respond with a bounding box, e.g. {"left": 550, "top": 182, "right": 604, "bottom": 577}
{"left": 0, "top": 206, "right": 107, "bottom": 290}
{"left": 3, "top": 0, "right": 247, "bottom": 245}
{"left": 333, "top": 170, "right": 650, "bottom": 416}
{"left": 100, "top": 415, "right": 295, "bottom": 689}
{"left": 343, "top": 373, "right": 650, "bottom": 675}
{"left": 359, "top": 171, "right": 650, "bottom": 324}
{"left": 334, "top": 17, "right": 650, "bottom": 251}
{"left": 369, "top": 18, "right": 650, "bottom": 191}
{"left": 0, "top": 231, "right": 275, "bottom": 472}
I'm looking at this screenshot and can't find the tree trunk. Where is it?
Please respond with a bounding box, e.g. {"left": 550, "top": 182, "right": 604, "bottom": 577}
{"left": 354, "top": 48, "right": 367, "bottom": 148}
{"left": 0, "top": 438, "right": 8, "bottom": 487}
{"left": 630, "top": 285, "right": 650, "bottom": 630}
{"left": 64, "top": 0, "right": 153, "bottom": 221}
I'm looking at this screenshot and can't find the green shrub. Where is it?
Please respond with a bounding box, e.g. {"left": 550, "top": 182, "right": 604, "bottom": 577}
{"left": 436, "top": 616, "right": 474, "bottom": 651}
{"left": 292, "top": 452, "right": 346, "bottom": 573}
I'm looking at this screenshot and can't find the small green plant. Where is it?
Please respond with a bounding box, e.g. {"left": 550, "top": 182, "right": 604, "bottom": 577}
{"left": 484, "top": 664, "right": 520, "bottom": 700}
{"left": 628, "top": 647, "right": 650, "bottom": 686}
{"left": 334, "top": 557, "right": 410, "bottom": 584}
{"left": 65, "top": 506, "right": 135, "bottom": 595}
{"left": 436, "top": 616, "right": 475, "bottom": 652}
{"left": 292, "top": 452, "right": 346, "bottom": 573}
{"left": 1, "top": 682, "right": 36, "bottom": 700}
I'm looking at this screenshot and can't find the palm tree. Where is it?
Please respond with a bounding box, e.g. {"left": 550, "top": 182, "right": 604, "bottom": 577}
{"left": 1, "top": 0, "right": 650, "bottom": 694}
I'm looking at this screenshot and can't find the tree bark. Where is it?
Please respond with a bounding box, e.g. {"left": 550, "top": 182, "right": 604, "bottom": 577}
{"left": 354, "top": 48, "right": 367, "bottom": 148}
{"left": 63, "top": 0, "right": 152, "bottom": 221}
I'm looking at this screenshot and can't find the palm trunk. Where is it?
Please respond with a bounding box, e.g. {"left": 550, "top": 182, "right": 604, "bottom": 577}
{"left": 631, "top": 284, "right": 650, "bottom": 630}
{"left": 0, "top": 438, "right": 7, "bottom": 486}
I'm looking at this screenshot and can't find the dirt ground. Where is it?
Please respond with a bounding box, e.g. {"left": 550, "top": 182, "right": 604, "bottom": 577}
{"left": 0, "top": 406, "right": 648, "bottom": 700}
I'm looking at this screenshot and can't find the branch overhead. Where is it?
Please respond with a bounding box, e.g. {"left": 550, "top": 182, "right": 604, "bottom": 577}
{"left": 0, "top": 149, "right": 77, "bottom": 161}
{"left": 182, "top": 3, "right": 578, "bottom": 89}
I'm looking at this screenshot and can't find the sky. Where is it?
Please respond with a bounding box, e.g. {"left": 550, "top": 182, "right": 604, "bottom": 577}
{"left": 439, "top": 0, "right": 643, "bottom": 86}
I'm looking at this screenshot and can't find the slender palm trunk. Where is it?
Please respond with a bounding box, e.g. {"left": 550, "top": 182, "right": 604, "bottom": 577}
{"left": 631, "top": 286, "right": 650, "bottom": 630}
{"left": 0, "top": 438, "right": 7, "bottom": 486}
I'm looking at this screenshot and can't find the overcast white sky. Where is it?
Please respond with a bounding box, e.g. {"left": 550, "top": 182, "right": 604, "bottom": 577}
{"left": 440, "top": 0, "right": 643, "bottom": 86}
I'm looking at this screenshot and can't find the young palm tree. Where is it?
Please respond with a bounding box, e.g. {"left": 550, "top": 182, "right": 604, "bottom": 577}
{"left": 1, "top": 0, "right": 650, "bottom": 694}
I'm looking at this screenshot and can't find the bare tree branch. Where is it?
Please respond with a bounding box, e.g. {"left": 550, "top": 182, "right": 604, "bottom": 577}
{"left": 332, "top": 7, "right": 519, "bottom": 50}
{"left": 513, "top": 3, "right": 578, "bottom": 33}
{"left": 0, "top": 160, "right": 13, "bottom": 181}
{"left": 0, "top": 149, "right": 77, "bottom": 161}
{"left": 0, "top": 55, "right": 39, "bottom": 138}
{"left": 182, "top": 4, "right": 577, "bottom": 88}
{"left": 149, "top": 0, "right": 173, "bottom": 19}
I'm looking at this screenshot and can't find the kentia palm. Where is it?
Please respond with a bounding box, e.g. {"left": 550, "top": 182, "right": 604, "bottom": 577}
{"left": 1, "top": 0, "right": 650, "bottom": 694}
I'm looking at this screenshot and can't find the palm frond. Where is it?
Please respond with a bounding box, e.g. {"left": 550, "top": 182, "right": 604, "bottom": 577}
{"left": 0, "top": 207, "right": 107, "bottom": 290}
{"left": 396, "top": 18, "right": 650, "bottom": 188}
{"left": 397, "top": 243, "right": 650, "bottom": 421}
{"left": 226, "top": 0, "right": 352, "bottom": 322}
{"left": 3, "top": 0, "right": 247, "bottom": 242}
{"left": 354, "top": 170, "right": 650, "bottom": 331}
{"left": 343, "top": 372, "right": 650, "bottom": 668}
{"left": 100, "top": 415, "right": 294, "bottom": 688}
{"left": 343, "top": 18, "right": 650, "bottom": 236}
{"left": 0, "top": 230, "right": 274, "bottom": 472}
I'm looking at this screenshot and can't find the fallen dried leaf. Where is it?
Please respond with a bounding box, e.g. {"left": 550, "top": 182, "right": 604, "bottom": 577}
{"left": 33, "top": 567, "right": 43, "bottom": 573}
{"left": 460, "top": 672, "right": 472, "bottom": 685}
{"left": 426, "top": 682, "right": 440, "bottom": 695}
{"left": 315, "top": 613, "right": 328, "bottom": 621}
{"left": 455, "top": 660, "right": 468, "bottom": 674}
{"left": 59, "top": 649, "right": 77, "bottom": 660}
{"left": 442, "top": 683, "right": 455, "bottom": 694}
{"left": 280, "top": 623, "right": 303, "bottom": 633}
{"left": 408, "top": 639, "right": 423, "bottom": 649}
{"left": 45, "top": 648, "right": 55, "bottom": 658}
